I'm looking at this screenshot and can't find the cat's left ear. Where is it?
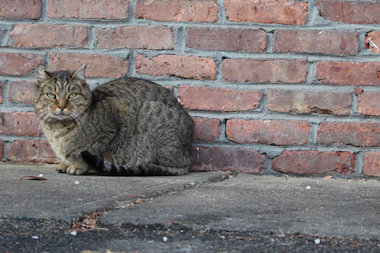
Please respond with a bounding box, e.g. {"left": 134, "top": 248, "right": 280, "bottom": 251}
{"left": 72, "top": 64, "right": 87, "bottom": 82}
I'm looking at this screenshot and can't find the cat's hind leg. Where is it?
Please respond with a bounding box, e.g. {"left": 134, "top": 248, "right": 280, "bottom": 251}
{"left": 81, "top": 151, "right": 189, "bottom": 176}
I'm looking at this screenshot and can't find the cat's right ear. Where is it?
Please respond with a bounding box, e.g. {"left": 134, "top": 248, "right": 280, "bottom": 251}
{"left": 36, "top": 65, "right": 50, "bottom": 85}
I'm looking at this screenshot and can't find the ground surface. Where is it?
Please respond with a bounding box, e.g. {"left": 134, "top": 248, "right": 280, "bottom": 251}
{"left": 1, "top": 164, "right": 380, "bottom": 252}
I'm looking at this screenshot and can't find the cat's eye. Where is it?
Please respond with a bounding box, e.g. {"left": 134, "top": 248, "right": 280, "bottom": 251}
{"left": 46, "top": 93, "right": 56, "bottom": 99}
{"left": 68, "top": 93, "right": 78, "bottom": 99}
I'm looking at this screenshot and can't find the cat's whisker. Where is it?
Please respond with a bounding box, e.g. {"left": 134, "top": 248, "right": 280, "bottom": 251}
{"left": 71, "top": 110, "right": 89, "bottom": 126}
{"left": 40, "top": 111, "right": 51, "bottom": 123}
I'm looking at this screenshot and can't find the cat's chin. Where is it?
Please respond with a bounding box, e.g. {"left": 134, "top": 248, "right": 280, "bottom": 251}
{"left": 50, "top": 114, "right": 76, "bottom": 121}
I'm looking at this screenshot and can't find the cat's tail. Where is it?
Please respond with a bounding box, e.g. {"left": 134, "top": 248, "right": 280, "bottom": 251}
{"left": 81, "top": 151, "right": 188, "bottom": 176}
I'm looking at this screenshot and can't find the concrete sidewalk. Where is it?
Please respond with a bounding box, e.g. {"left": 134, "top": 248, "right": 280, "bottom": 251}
{"left": 1, "top": 163, "right": 380, "bottom": 251}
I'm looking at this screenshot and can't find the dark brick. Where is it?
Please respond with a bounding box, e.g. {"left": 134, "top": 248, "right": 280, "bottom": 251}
{"left": 187, "top": 27, "right": 267, "bottom": 53}
{"left": 225, "top": 0, "right": 307, "bottom": 25}
{"left": 135, "top": 54, "right": 216, "bottom": 80}
{"left": 178, "top": 86, "right": 263, "bottom": 111}
{"left": 223, "top": 59, "right": 306, "bottom": 83}
{"left": 274, "top": 30, "right": 358, "bottom": 55}
{"left": 0, "top": 112, "right": 43, "bottom": 136}
{"left": 316, "top": 0, "right": 380, "bottom": 24}
{"left": 9, "top": 24, "right": 88, "bottom": 48}
{"left": 267, "top": 89, "right": 352, "bottom": 116}
{"left": 318, "top": 122, "right": 380, "bottom": 147}
{"left": 0, "top": 53, "right": 44, "bottom": 76}
{"left": 191, "top": 146, "right": 266, "bottom": 174}
{"left": 272, "top": 150, "right": 356, "bottom": 175}
{"left": 193, "top": 117, "right": 220, "bottom": 142}
{"left": 0, "top": 0, "right": 41, "bottom": 19}
{"left": 226, "top": 119, "right": 310, "bottom": 145}
{"left": 8, "top": 140, "right": 59, "bottom": 163}
{"left": 8, "top": 82, "right": 35, "bottom": 105}
{"left": 363, "top": 152, "right": 380, "bottom": 177}
{"left": 96, "top": 26, "right": 174, "bottom": 50}
{"left": 48, "top": 0, "right": 129, "bottom": 20}
{"left": 317, "top": 61, "right": 380, "bottom": 86}
{"left": 135, "top": 0, "right": 217, "bottom": 22}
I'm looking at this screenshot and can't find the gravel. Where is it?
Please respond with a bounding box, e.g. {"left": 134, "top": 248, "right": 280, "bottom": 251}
{"left": 1, "top": 217, "right": 380, "bottom": 253}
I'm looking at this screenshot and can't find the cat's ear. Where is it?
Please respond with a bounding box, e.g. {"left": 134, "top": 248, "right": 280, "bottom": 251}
{"left": 72, "top": 64, "right": 87, "bottom": 82}
{"left": 36, "top": 64, "right": 50, "bottom": 85}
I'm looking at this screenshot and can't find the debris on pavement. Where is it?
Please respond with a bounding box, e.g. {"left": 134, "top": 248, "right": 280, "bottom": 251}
{"left": 20, "top": 175, "right": 47, "bottom": 181}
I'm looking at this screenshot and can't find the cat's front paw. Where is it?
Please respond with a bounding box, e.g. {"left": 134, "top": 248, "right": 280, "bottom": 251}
{"left": 67, "top": 165, "right": 89, "bottom": 175}
{"left": 57, "top": 163, "right": 69, "bottom": 173}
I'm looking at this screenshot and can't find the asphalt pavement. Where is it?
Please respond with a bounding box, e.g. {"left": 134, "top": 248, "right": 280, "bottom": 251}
{"left": 1, "top": 163, "right": 380, "bottom": 252}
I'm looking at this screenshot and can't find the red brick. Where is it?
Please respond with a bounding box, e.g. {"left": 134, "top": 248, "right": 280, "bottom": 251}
{"left": 178, "top": 86, "right": 263, "bottom": 112}
{"left": 365, "top": 31, "right": 380, "bottom": 54}
{"left": 318, "top": 122, "right": 380, "bottom": 147}
{"left": 97, "top": 26, "right": 174, "bottom": 50}
{"left": 193, "top": 117, "right": 220, "bottom": 142}
{"left": 48, "top": 0, "right": 129, "bottom": 20}
{"left": 0, "top": 53, "right": 44, "bottom": 76}
{"left": 225, "top": 0, "right": 307, "bottom": 25}
{"left": 8, "top": 82, "right": 35, "bottom": 105}
{"left": 135, "top": 54, "right": 216, "bottom": 80}
{"left": 8, "top": 140, "right": 59, "bottom": 163}
{"left": 223, "top": 59, "right": 306, "bottom": 83}
{"left": 0, "top": 140, "right": 3, "bottom": 161}
{"left": 272, "top": 150, "right": 356, "bottom": 175}
{"left": 135, "top": 0, "right": 217, "bottom": 22}
{"left": 363, "top": 152, "right": 380, "bottom": 177}
{"left": 191, "top": 146, "right": 265, "bottom": 174}
{"left": 316, "top": 0, "right": 380, "bottom": 24}
{"left": 358, "top": 92, "right": 380, "bottom": 117}
{"left": 9, "top": 24, "right": 88, "bottom": 48}
{"left": 226, "top": 119, "right": 310, "bottom": 146}
{"left": 186, "top": 28, "right": 267, "bottom": 53}
{"left": 49, "top": 52, "right": 129, "bottom": 78}
{"left": 0, "top": 112, "right": 42, "bottom": 136}
{"left": 274, "top": 30, "right": 358, "bottom": 55}
{"left": 0, "top": 0, "right": 41, "bottom": 19}
{"left": 317, "top": 61, "right": 380, "bottom": 86}
{"left": 0, "top": 83, "right": 2, "bottom": 104}
{"left": 267, "top": 89, "right": 352, "bottom": 116}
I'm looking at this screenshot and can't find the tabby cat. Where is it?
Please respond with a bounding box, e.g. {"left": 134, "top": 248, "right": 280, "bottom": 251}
{"left": 34, "top": 64, "right": 193, "bottom": 176}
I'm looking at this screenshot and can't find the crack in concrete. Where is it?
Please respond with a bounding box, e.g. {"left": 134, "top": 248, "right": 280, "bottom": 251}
{"left": 71, "top": 171, "right": 237, "bottom": 231}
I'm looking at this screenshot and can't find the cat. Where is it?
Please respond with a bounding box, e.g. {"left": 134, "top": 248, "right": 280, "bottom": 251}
{"left": 34, "top": 64, "right": 193, "bottom": 176}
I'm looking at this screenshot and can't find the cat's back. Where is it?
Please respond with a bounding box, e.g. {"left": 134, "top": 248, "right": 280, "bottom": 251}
{"left": 93, "top": 77, "right": 178, "bottom": 106}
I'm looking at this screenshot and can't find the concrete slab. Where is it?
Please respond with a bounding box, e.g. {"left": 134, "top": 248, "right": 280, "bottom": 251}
{"left": 101, "top": 174, "right": 380, "bottom": 239}
{"left": 0, "top": 164, "right": 228, "bottom": 222}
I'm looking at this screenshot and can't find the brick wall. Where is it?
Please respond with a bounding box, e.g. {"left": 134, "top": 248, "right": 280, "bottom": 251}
{"left": 1, "top": 0, "right": 380, "bottom": 177}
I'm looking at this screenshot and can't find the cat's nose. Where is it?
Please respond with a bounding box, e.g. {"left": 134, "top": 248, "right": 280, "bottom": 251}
{"left": 58, "top": 105, "right": 65, "bottom": 111}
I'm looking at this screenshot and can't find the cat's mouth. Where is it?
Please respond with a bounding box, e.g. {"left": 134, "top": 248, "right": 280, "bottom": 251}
{"left": 52, "top": 113, "right": 73, "bottom": 120}
{"left": 48, "top": 110, "right": 75, "bottom": 121}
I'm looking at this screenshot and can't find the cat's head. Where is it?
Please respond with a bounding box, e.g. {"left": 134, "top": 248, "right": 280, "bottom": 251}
{"left": 34, "top": 64, "right": 92, "bottom": 123}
